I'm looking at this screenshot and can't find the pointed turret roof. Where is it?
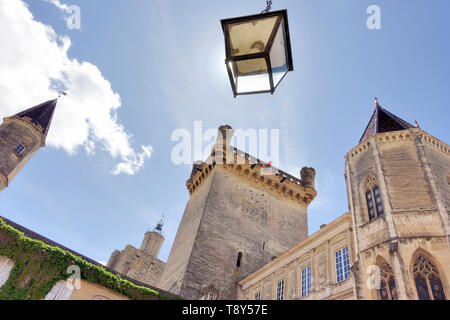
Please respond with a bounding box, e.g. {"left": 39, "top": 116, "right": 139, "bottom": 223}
{"left": 359, "top": 98, "right": 414, "bottom": 143}
{"left": 15, "top": 99, "right": 57, "bottom": 137}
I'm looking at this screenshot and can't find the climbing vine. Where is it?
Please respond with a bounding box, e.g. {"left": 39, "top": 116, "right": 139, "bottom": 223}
{"left": 0, "top": 218, "right": 177, "bottom": 300}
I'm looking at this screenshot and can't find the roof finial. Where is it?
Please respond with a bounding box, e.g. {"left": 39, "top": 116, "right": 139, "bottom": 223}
{"left": 375, "top": 97, "right": 380, "bottom": 108}
{"left": 415, "top": 120, "right": 421, "bottom": 129}
{"left": 154, "top": 213, "right": 165, "bottom": 233}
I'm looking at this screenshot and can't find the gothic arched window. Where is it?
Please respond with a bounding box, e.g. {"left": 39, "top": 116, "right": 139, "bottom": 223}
{"left": 413, "top": 254, "right": 446, "bottom": 300}
{"left": 362, "top": 175, "right": 384, "bottom": 222}
{"left": 376, "top": 257, "right": 398, "bottom": 300}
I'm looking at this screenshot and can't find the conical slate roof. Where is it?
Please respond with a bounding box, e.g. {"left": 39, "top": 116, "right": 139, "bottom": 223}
{"left": 15, "top": 99, "right": 57, "bottom": 137}
{"left": 359, "top": 101, "right": 414, "bottom": 143}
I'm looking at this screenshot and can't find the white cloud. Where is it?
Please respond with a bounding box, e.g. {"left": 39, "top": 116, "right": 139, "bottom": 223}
{"left": 44, "top": 0, "right": 69, "bottom": 11}
{"left": 0, "top": 0, "right": 152, "bottom": 175}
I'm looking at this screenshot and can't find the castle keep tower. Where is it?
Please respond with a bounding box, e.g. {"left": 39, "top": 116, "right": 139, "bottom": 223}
{"left": 159, "top": 125, "right": 317, "bottom": 300}
{"left": 345, "top": 99, "right": 450, "bottom": 300}
{"left": 107, "top": 218, "right": 166, "bottom": 287}
{"left": 0, "top": 99, "right": 57, "bottom": 193}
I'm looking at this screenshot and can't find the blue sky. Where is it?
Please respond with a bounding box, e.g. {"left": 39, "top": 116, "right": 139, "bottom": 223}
{"left": 0, "top": 0, "right": 449, "bottom": 265}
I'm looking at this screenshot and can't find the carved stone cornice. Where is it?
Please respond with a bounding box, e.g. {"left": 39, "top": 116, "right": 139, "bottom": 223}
{"left": 186, "top": 146, "right": 317, "bottom": 207}
{"left": 346, "top": 127, "right": 445, "bottom": 161}
{"left": 346, "top": 139, "right": 372, "bottom": 161}
{"left": 418, "top": 129, "right": 450, "bottom": 156}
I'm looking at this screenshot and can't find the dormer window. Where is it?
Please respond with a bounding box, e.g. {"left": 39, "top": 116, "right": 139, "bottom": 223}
{"left": 15, "top": 144, "right": 25, "bottom": 155}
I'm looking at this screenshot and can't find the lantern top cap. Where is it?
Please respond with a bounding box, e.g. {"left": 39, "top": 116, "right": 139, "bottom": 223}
{"left": 221, "top": 9, "right": 289, "bottom": 28}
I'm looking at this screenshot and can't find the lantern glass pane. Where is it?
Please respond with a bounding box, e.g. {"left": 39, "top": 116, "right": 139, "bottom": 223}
{"left": 229, "top": 58, "right": 271, "bottom": 93}
{"left": 269, "top": 20, "right": 289, "bottom": 88}
{"left": 227, "top": 16, "right": 279, "bottom": 57}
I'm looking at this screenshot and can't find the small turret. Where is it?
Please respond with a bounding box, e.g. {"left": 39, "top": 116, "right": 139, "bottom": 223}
{"left": 301, "top": 167, "right": 316, "bottom": 189}
{"left": 140, "top": 215, "right": 165, "bottom": 258}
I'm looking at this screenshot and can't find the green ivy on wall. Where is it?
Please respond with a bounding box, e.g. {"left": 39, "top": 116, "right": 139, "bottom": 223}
{"left": 0, "top": 218, "right": 177, "bottom": 300}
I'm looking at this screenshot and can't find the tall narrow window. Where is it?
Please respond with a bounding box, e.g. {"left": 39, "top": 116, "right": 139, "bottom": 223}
{"left": 376, "top": 257, "right": 398, "bottom": 300}
{"left": 366, "top": 191, "right": 376, "bottom": 221}
{"left": 373, "top": 187, "right": 384, "bottom": 217}
{"left": 236, "top": 252, "right": 243, "bottom": 268}
{"left": 413, "top": 254, "right": 446, "bottom": 300}
{"left": 276, "top": 280, "right": 284, "bottom": 300}
{"left": 335, "top": 247, "right": 350, "bottom": 283}
{"left": 301, "top": 266, "right": 311, "bottom": 298}
{"left": 365, "top": 185, "right": 384, "bottom": 221}
{"left": 254, "top": 292, "right": 261, "bottom": 300}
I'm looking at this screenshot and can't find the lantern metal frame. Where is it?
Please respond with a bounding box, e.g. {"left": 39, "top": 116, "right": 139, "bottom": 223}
{"left": 221, "top": 9, "right": 294, "bottom": 97}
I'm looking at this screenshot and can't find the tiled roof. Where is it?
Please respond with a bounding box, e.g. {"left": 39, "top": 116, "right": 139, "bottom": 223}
{"left": 359, "top": 105, "right": 414, "bottom": 143}
{"left": 15, "top": 99, "right": 57, "bottom": 137}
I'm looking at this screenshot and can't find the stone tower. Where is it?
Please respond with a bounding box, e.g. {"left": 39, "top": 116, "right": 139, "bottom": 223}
{"left": 0, "top": 99, "right": 57, "bottom": 193}
{"left": 345, "top": 99, "right": 450, "bottom": 300}
{"left": 159, "top": 125, "right": 317, "bottom": 300}
{"left": 107, "top": 218, "right": 166, "bottom": 287}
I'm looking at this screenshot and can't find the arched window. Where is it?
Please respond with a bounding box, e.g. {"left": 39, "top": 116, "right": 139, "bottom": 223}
{"left": 362, "top": 175, "right": 384, "bottom": 221}
{"left": 413, "top": 254, "right": 446, "bottom": 300}
{"left": 376, "top": 257, "right": 398, "bottom": 300}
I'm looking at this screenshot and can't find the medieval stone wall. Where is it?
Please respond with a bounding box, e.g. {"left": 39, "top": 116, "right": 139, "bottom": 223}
{"left": 168, "top": 165, "right": 310, "bottom": 300}
{"left": 107, "top": 245, "right": 165, "bottom": 288}
{"left": 423, "top": 137, "right": 450, "bottom": 212}
{"left": 158, "top": 169, "right": 214, "bottom": 295}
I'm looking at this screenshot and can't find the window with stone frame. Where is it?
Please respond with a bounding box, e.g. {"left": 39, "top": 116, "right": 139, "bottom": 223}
{"left": 362, "top": 175, "right": 384, "bottom": 222}
{"left": 376, "top": 257, "right": 398, "bottom": 300}
{"left": 413, "top": 254, "right": 446, "bottom": 300}
{"left": 335, "top": 247, "right": 350, "bottom": 283}
{"left": 276, "top": 280, "right": 285, "bottom": 300}
{"left": 15, "top": 144, "right": 25, "bottom": 155}
{"left": 301, "top": 265, "right": 311, "bottom": 298}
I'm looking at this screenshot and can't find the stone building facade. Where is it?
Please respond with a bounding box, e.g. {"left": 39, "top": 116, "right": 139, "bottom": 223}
{"left": 237, "top": 213, "right": 355, "bottom": 300}
{"left": 345, "top": 103, "right": 450, "bottom": 300}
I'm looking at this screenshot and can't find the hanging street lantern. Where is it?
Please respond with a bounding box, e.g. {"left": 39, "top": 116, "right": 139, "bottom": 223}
{"left": 221, "top": 7, "right": 294, "bottom": 97}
